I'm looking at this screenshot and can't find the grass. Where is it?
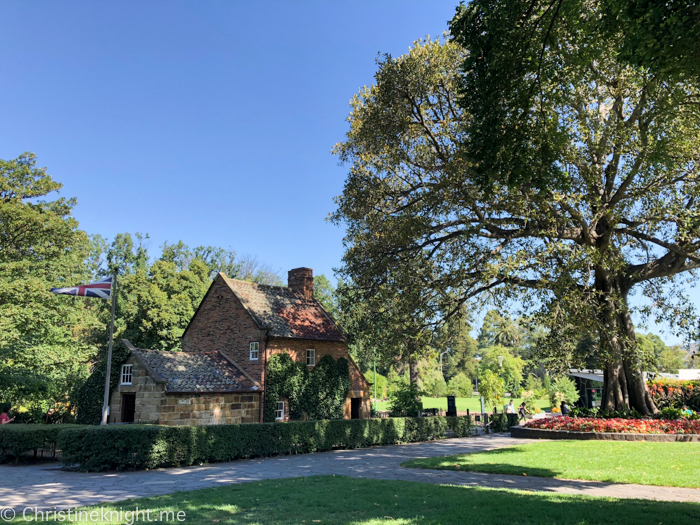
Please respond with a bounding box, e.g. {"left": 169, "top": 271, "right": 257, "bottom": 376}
{"left": 11, "top": 475, "right": 700, "bottom": 524}
{"left": 402, "top": 440, "right": 700, "bottom": 488}
{"left": 374, "top": 396, "right": 551, "bottom": 413}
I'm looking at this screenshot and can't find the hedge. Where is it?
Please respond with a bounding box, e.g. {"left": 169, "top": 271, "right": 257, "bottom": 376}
{"left": 0, "top": 424, "right": 84, "bottom": 462}
{"left": 58, "top": 416, "right": 472, "bottom": 471}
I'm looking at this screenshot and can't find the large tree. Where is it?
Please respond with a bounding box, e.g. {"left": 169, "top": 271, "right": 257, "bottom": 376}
{"left": 0, "top": 153, "right": 102, "bottom": 416}
{"left": 332, "top": 26, "right": 700, "bottom": 415}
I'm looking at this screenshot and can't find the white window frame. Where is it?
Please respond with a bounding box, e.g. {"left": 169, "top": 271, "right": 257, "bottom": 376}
{"left": 275, "top": 400, "right": 285, "bottom": 421}
{"left": 121, "top": 364, "right": 133, "bottom": 385}
{"left": 306, "top": 349, "right": 315, "bottom": 366}
{"left": 249, "top": 342, "right": 259, "bottom": 361}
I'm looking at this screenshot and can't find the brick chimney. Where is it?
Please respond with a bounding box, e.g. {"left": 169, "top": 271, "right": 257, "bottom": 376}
{"left": 288, "top": 267, "right": 314, "bottom": 300}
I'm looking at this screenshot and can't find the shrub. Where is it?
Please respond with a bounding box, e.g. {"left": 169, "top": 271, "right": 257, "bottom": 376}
{"left": 486, "top": 413, "right": 517, "bottom": 433}
{"left": 478, "top": 370, "right": 505, "bottom": 410}
{"left": 524, "top": 375, "right": 548, "bottom": 399}
{"left": 548, "top": 376, "right": 580, "bottom": 406}
{"left": 388, "top": 382, "right": 424, "bottom": 417}
{"left": 421, "top": 367, "right": 447, "bottom": 397}
{"left": 364, "top": 371, "right": 388, "bottom": 399}
{"left": 58, "top": 416, "right": 473, "bottom": 471}
{"left": 647, "top": 379, "right": 700, "bottom": 411}
{"left": 520, "top": 390, "right": 540, "bottom": 414}
{"left": 0, "top": 424, "right": 84, "bottom": 462}
{"left": 659, "top": 407, "right": 683, "bottom": 420}
{"left": 447, "top": 373, "right": 473, "bottom": 398}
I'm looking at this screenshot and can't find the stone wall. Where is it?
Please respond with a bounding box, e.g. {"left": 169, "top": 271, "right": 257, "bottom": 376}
{"left": 181, "top": 274, "right": 266, "bottom": 382}
{"left": 108, "top": 354, "right": 261, "bottom": 425}
{"left": 158, "top": 392, "right": 260, "bottom": 426}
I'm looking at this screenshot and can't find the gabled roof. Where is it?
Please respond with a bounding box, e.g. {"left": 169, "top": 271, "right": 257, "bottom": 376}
{"left": 221, "top": 274, "right": 345, "bottom": 342}
{"left": 129, "top": 346, "right": 260, "bottom": 393}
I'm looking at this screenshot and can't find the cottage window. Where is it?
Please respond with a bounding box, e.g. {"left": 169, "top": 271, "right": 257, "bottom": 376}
{"left": 121, "top": 364, "right": 133, "bottom": 385}
{"left": 249, "top": 342, "right": 259, "bottom": 361}
{"left": 275, "top": 400, "right": 285, "bottom": 421}
{"left": 306, "top": 349, "right": 315, "bottom": 366}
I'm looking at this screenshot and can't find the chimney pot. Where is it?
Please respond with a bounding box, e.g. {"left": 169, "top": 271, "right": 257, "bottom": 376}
{"left": 288, "top": 267, "right": 314, "bottom": 300}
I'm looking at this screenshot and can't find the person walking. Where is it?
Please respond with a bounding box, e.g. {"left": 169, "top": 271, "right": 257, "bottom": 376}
{"left": 0, "top": 405, "right": 15, "bottom": 425}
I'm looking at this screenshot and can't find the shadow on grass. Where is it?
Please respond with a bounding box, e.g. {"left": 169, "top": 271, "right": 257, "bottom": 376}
{"left": 402, "top": 446, "right": 563, "bottom": 478}
{"left": 61, "top": 476, "right": 700, "bottom": 525}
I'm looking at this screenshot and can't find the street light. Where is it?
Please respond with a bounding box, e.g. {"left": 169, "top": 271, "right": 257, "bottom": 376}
{"left": 497, "top": 355, "right": 504, "bottom": 368}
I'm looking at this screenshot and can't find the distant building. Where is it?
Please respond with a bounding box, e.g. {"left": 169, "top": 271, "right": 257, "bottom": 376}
{"left": 109, "top": 267, "right": 370, "bottom": 425}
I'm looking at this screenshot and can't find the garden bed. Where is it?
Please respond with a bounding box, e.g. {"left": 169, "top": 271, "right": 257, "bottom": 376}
{"left": 513, "top": 416, "right": 700, "bottom": 442}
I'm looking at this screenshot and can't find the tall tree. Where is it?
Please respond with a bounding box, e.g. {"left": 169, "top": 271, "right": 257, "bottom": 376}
{"left": 332, "top": 27, "right": 700, "bottom": 415}
{"left": 0, "top": 153, "right": 101, "bottom": 415}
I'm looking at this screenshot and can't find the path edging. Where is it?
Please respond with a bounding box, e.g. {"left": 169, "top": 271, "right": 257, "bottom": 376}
{"left": 511, "top": 425, "right": 700, "bottom": 442}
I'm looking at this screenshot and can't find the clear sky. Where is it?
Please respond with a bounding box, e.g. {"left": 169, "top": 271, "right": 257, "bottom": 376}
{"left": 0, "top": 0, "right": 456, "bottom": 277}
{"left": 0, "top": 1, "right": 693, "bottom": 344}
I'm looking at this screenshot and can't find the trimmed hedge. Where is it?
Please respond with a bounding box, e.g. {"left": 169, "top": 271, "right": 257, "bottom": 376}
{"left": 0, "top": 424, "right": 84, "bottom": 462}
{"left": 58, "top": 416, "right": 472, "bottom": 471}
{"left": 485, "top": 413, "right": 518, "bottom": 433}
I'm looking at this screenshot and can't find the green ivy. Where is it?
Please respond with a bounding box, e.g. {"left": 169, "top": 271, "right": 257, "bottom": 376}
{"left": 74, "top": 343, "right": 130, "bottom": 425}
{"left": 264, "top": 354, "right": 351, "bottom": 422}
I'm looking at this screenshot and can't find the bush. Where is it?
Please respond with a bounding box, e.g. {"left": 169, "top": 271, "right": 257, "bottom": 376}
{"left": 548, "top": 376, "right": 580, "bottom": 406}
{"left": 364, "top": 371, "right": 388, "bottom": 399}
{"left": 0, "top": 424, "right": 84, "bottom": 462}
{"left": 485, "top": 413, "right": 517, "bottom": 433}
{"left": 659, "top": 407, "right": 683, "bottom": 420}
{"left": 58, "top": 416, "right": 473, "bottom": 471}
{"left": 478, "top": 370, "right": 505, "bottom": 410}
{"left": 421, "top": 368, "right": 448, "bottom": 397}
{"left": 447, "top": 373, "right": 473, "bottom": 398}
{"left": 647, "top": 379, "right": 700, "bottom": 411}
{"left": 524, "top": 375, "right": 548, "bottom": 399}
{"left": 388, "top": 382, "right": 424, "bottom": 417}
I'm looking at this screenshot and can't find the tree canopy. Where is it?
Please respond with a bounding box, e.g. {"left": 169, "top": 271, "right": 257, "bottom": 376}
{"left": 332, "top": 22, "right": 700, "bottom": 414}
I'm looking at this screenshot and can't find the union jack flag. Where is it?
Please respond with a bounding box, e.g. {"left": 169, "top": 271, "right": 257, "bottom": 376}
{"left": 51, "top": 276, "right": 113, "bottom": 299}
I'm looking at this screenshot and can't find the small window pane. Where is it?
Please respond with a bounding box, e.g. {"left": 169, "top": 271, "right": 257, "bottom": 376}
{"left": 121, "top": 364, "right": 133, "bottom": 385}
{"left": 306, "top": 349, "right": 315, "bottom": 366}
{"left": 250, "top": 342, "right": 259, "bottom": 361}
{"left": 275, "top": 401, "right": 285, "bottom": 420}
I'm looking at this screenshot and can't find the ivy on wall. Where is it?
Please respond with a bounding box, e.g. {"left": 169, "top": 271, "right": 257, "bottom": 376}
{"left": 73, "top": 343, "right": 130, "bottom": 425}
{"left": 264, "top": 354, "right": 351, "bottom": 422}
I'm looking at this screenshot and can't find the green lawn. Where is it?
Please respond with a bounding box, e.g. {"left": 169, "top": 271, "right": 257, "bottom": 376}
{"left": 12, "top": 476, "right": 700, "bottom": 524}
{"left": 403, "top": 440, "right": 700, "bottom": 488}
{"left": 374, "top": 396, "right": 551, "bottom": 413}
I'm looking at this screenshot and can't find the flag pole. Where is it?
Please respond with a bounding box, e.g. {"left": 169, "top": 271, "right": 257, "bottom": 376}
{"left": 101, "top": 274, "right": 118, "bottom": 426}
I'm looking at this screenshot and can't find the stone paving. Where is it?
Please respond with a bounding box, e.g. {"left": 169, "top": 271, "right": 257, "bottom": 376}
{"left": 1, "top": 435, "right": 699, "bottom": 512}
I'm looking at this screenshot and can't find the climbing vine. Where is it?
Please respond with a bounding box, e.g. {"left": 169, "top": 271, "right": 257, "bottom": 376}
{"left": 264, "top": 353, "right": 351, "bottom": 422}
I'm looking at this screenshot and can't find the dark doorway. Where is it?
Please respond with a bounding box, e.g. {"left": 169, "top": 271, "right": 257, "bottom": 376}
{"left": 121, "top": 393, "right": 136, "bottom": 423}
{"left": 351, "top": 397, "right": 361, "bottom": 419}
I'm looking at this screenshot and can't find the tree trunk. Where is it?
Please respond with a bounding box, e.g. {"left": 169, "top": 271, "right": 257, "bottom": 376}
{"left": 596, "top": 271, "right": 657, "bottom": 415}
{"left": 408, "top": 355, "right": 419, "bottom": 386}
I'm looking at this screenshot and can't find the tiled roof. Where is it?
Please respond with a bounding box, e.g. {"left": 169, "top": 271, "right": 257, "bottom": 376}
{"left": 222, "top": 276, "right": 345, "bottom": 342}
{"left": 131, "top": 348, "right": 259, "bottom": 393}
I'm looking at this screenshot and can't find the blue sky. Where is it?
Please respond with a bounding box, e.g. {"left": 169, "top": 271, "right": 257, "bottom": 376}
{"left": 0, "top": 1, "right": 693, "bottom": 344}
{"left": 0, "top": 0, "right": 456, "bottom": 278}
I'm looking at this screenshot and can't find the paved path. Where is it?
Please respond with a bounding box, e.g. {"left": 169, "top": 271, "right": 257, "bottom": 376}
{"left": 2, "top": 435, "right": 699, "bottom": 512}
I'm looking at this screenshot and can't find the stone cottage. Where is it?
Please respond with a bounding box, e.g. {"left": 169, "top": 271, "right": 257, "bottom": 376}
{"left": 109, "top": 267, "right": 370, "bottom": 425}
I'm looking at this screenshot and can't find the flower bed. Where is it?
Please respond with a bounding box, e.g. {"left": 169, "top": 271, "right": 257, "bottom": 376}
{"left": 523, "top": 416, "right": 700, "bottom": 435}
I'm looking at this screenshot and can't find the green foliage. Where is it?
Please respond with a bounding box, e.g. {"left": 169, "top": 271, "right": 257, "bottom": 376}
{"left": 388, "top": 382, "right": 423, "bottom": 417}
{"left": 478, "top": 370, "right": 505, "bottom": 410}
{"left": 0, "top": 153, "right": 102, "bottom": 415}
{"left": 659, "top": 407, "right": 684, "bottom": 421}
{"left": 478, "top": 346, "right": 524, "bottom": 395}
{"left": 447, "top": 372, "right": 472, "bottom": 398}
{"left": 364, "top": 371, "right": 388, "bottom": 399}
{"left": 486, "top": 413, "right": 514, "bottom": 433}
{"left": 0, "top": 424, "right": 83, "bottom": 462}
{"left": 647, "top": 379, "right": 700, "bottom": 412}
{"left": 57, "top": 416, "right": 472, "bottom": 471}
{"left": 333, "top": 18, "right": 700, "bottom": 414}
{"left": 520, "top": 390, "right": 540, "bottom": 414}
{"left": 264, "top": 354, "right": 350, "bottom": 422}
{"left": 524, "top": 376, "right": 547, "bottom": 399}
{"left": 658, "top": 347, "right": 688, "bottom": 374}
{"left": 548, "top": 377, "right": 580, "bottom": 406}
{"left": 420, "top": 367, "right": 447, "bottom": 397}
{"left": 313, "top": 274, "right": 339, "bottom": 320}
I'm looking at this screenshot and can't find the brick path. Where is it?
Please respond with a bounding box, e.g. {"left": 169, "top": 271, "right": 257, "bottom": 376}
{"left": 1, "top": 435, "right": 699, "bottom": 512}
